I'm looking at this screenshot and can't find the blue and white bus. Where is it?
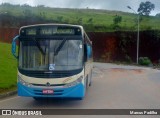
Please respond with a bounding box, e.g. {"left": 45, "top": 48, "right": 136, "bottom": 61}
{"left": 12, "top": 24, "right": 93, "bottom": 100}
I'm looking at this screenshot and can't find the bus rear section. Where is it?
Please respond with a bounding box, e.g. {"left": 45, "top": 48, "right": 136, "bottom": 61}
{"left": 12, "top": 24, "right": 93, "bottom": 100}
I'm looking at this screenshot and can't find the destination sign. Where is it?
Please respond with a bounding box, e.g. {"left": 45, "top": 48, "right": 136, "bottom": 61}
{"left": 40, "top": 28, "right": 75, "bottom": 35}
{"left": 22, "top": 26, "right": 81, "bottom": 36}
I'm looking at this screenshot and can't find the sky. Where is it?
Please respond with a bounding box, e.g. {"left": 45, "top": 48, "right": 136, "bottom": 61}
{"left": 0, "top": 0, "right": 159, "bottom": 16}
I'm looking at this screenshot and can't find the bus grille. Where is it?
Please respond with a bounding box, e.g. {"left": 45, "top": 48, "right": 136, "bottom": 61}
{"left": 28, "top": 73, "right": 73, "bottom": 78}
{"left": 31, "top": 83, "right": 65, "bottom": 87}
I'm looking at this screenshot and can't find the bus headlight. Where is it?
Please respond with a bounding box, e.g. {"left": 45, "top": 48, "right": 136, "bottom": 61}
{"left": 64, "top": 76, "right": 83, "bottom": 88}
{"left": 18, "top": 75, "right": 32, "bottom": 87}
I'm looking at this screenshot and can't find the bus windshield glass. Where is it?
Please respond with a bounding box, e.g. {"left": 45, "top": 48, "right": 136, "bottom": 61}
{"left": 19, "top": 38, "right": 83, "bottom": 71}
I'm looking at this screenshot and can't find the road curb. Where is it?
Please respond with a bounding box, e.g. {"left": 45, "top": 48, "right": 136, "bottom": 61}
{"left": 0, "top": 90, "right": 17, "bottom": 99}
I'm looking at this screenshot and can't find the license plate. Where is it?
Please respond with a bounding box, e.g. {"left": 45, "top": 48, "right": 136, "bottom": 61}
{"left": 42, "top": 90, "right": 54, "bottom": 94}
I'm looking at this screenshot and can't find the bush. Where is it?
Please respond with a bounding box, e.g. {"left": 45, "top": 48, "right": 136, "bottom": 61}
{"left": 125, "top": 55, "right": 132, "bottom": 63}
{"left": 138, "top": 57, "right": 152, "bottom": 66}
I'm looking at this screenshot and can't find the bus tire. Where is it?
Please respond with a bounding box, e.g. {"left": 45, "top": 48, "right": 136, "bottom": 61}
{"left": 89, "top": 70, "right": 92, "bottom": 86}
{"left": 75, "top": 97, "right": 84, "bottom": 100}
{"left": 89, "top": 81, "right": 92, "bottom": 86}
{"left": 33, "top": 97, "right": 44, "bottom": 101}
{"left": 85, "top": 76, "right": 89, "bottom": 90}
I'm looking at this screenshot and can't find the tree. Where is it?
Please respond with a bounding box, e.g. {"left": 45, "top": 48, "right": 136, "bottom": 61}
{"left": 138, "top": 1, "right": 155, "bottom": 16}
{"left": 112, "top": 15, "right": 122, "bottom": 31}
{"left": 113, "top": 15, "right": 122, "bottom": 25}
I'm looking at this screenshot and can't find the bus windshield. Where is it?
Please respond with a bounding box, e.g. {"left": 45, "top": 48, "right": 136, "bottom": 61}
{"left": 19, "top": 38, "right": 83, "bottom": 71}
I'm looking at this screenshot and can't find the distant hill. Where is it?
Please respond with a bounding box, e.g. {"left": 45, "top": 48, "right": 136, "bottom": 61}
{"left": 0, "top": 3, "right": 160, "bottom": 32}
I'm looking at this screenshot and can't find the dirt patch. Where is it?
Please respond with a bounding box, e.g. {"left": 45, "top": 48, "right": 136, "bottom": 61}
{"left": 108, "top": 68, "right": 145, "bottom": 74}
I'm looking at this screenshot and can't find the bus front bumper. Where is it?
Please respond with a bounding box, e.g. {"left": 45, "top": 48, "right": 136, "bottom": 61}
{"left": 17, "top": 82, "right": 85, "bottom": 99}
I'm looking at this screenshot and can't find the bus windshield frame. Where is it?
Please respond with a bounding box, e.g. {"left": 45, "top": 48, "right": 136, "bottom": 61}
{"left": 18, "top": 25, "right": 84, "bottom": 78}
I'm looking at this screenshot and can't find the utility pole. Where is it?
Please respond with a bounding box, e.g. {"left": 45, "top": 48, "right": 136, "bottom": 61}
{"left": 127, "top": 6, "right": 140, "bottom": 64}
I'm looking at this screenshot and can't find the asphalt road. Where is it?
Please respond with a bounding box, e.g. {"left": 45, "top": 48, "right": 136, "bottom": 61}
{"left": 0, "top": 63, "right": 160, "bottom": 118}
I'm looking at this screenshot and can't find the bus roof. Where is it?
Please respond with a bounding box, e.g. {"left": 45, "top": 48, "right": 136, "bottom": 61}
{"left": 20, "top": 24, "right": 84, "bottom": 31}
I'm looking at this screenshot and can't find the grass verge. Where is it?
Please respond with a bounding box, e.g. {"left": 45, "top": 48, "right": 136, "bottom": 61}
{"left": 0, "top": 42, "right": 17, "bottom": 94}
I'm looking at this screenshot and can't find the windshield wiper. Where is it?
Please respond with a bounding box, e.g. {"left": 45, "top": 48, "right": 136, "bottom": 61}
{"left": 54, "top": 38, "right": 67, "bottom": 56}
{"left": 32, "top": 38, "right": 46, "bottom": 55}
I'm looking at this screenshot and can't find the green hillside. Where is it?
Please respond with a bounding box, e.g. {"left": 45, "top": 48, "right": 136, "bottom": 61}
{"left": 0, "top": 42, "right": 17, "bottom": 93}
{"left": 0, "top": 3, "right": 160, "bottom": 32}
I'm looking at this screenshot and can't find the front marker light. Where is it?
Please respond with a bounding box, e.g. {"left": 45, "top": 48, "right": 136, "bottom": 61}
{"left": 65, "top": 76, "right": 83, "bottom": 88}
{"left": 18, "top": 75, "right": 32, "bottom": 87}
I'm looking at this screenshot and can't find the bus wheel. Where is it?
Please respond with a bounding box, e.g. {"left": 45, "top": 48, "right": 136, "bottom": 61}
{"left": 33, "top": 97, "right": 44, "bottom": 101}
{"left": 89, "top": 70, "right": 92, "bottom": 86}
{"left": 89, "top": 81, "right": 92, "bottom": 86}
{"left": 85, "top": 76, "right": 89, "bottom": 90}
{"left": 75, "top": 97, "right": 84, "bottom": 100}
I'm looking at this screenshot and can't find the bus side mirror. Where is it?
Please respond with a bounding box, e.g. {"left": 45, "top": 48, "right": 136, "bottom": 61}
{"left": 12, "top": 35, "right": 19, "bottom": 59}
{"left": 84, "top": 44, "right": 92, "bottom": 62}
